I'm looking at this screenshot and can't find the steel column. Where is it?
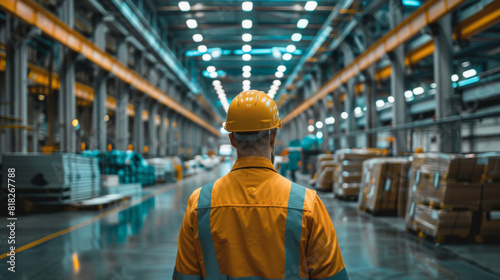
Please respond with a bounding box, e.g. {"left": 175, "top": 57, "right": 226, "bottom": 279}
{"left": 363, "top": 66, "right": 379, "bottom": 148}
{"left": 332, "top": 91, "right": 341, "bottom": 150}
{"left": 133, "top": 95, "right": 145, "bottom": 154}
{"left": 159, "top": 107, "right": 169, "bottom": 156}
{"left": 116, "top": 39, "right": 130, "bottom": 151}
{"left": 148, "top": 101, "right": 159, "bottom": 157}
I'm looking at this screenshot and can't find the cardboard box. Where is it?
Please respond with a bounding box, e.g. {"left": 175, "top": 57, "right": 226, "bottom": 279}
{"left": 482, "top": 183, "right": 500, "bottom": 208}
{"left": 414, "top": 204, "right": 472, "bottom": 237}
{"left": 479, "top": 210, "right": 500, "bottom": 236}
{"left": 334, "top": 183, "right": 361, "bottom": 197}
{"left": 477, "top": 153, "right": 500, "bottom": 180}
{"left": 317, "top": 167, "right": 335, "bottom": 191}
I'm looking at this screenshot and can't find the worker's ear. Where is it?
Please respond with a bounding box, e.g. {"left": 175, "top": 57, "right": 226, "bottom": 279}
{"left": 269, "top": 129, "right": 278, "bottom": 146}
{"left": 229, "top": 133, "right": 237, "bottom": 148}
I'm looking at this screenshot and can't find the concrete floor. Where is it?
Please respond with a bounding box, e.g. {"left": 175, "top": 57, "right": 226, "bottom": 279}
{"left": 1, "top": 162, "right": 499, "bottom": 279}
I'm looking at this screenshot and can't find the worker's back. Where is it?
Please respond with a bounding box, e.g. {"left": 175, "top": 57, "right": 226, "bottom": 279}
{"left": 174, "top": 157, "right": 348, "bottom": 280}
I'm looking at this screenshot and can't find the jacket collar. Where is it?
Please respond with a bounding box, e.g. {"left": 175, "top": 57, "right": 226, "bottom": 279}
{"left": 231, "top": 156, "right": 277, "bottom": 173}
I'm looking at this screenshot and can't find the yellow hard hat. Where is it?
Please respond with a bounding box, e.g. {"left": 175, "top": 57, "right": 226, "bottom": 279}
{"left": 224, "top": 90, "right": 282, "bottom": 132}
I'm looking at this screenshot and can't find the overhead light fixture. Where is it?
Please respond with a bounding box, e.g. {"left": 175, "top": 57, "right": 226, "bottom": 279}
{"left": 463, "top": 69, "right": 477, "bottom": 78}
{"left": 286, "top": 44, "right": 296, "bottom": 53}
{"left": 202, "top": 54, "right": 212, "bottom": 61}
{"left": 341, "top": 112, "right": 348, "bottom": 119}
{"left": 242, "top": 19, "right": 252, "bottom": 29}
{"left": 376, "top": 100, "right": 385, "bottom": 107}
{"left": 308, "top": 125, "right": 314, "bottom": 132}
{"left": 271, "top": 85, "right": 279, "bottom": 91}
{"left": 316, "top": 132, "right": 323, "bottom": 139}
{"left": 282, "top": 53, "right": 292, "bottom": 61}
{"left": 178, "top": 1, "right": 191, "bottom": 11}
{"left": 209, "top": 72, "right": 218, "bottom": 78}
{"left": 275, "top": 71, "right": 284, "bottom": 78}
{"left": 315, "top": 121, "right": 323, "bottom": 129}
{"left": 243, "top": 71, "right": 251, "bottom": 78}
{"left": 242, "top": 66, "right": 251, "bottom": 72}
{"left": 242, "top": 54, "right": 252, "bottom": 61}
{"left": 242, "top": 33, "right": 252, "bottom": 42}
{"left": 430, "top": 83, "right": 437, "bottom": 89}
{"left": 413, "top": 87, "right": 424, "bottom": 95}
{"left": 451, "top": 74, "right": 459, "bottom": 82}
{"left": 186, "top": 19, "right": 198, "bottom": 29}
{"left": 291, "top": 33, "right": 302, "bottom": 42}
{"left": 242, "top": 1, "right": 253, "bottom": 12}
{"left": 212, "top": 49, "right": 222, "bottom": 58}
{"left": 388, "top": 96, "right": 394, "bottom": 103}
{"left": 243, "top": 85, "right": 251, "bottom": 90}
{"left": 243, "top": 80, "right": 251, "bottom": 85}
{"left": 193, "top": 34, "right": 203, "bottom": 42}
{"left": 213, "top": 80, "right": 221, "bottom": 86}
{"left": 304, "top": 1, "right": 318, "bottom": 11}
{"left": 277, "top": 65, "right": 286, "bottom": 72}
{"left": 207, "top": 66, "right": 216, "bottom": 72}
{"left": 297, "top": 19, "right": 309, "bottom": 29}
{"left": 198, "top": 45, "right": 207, "bottom": 53}
{"left": 404, "top": 90, "right": 413, "bottom": 98}
{"left": 354, "top": 107, "right": 362, "bottom": 115}
{"left": 242, "top": 44, "right": 252, "bottom": 52}
{"left": 273, "top": 80, "right": 281, "bottom": 86}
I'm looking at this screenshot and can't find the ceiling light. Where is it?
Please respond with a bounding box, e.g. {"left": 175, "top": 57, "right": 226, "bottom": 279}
{"left": 275, "top": 71, "right": 284, "bottom": 78}
{"left": 282, "top": 53, "right": 292, "bottom": 61}
{"left": 202, "top": 54, "right": 211, "bottom": 61}
{"left": 207, "top": 66, "right": 216, "bottom": 72}
{"left": 198, "top": 45, "right": 207, "bottom": 53}
{"left": 242, "top": 1, "right": 253, "bottom": 12}
{"left": 388, "top": 96, "right": 394, "bottom": 103}
{"left": 286, "top": 44, "right": 296, "bottom": 53}
{"left": 308, "top": 125, "right": 314, "bottom": 132}
{"left": 242, "top": 33, "right": 252, "bottom": 42}
{"left": 212, "top": 49, "right": 222, "bottom": 58}
{"left": 291, "top": 33, "right": 302, "bottom": 42}
{"left": 341, "top": 112, "right": 348, "bottom": 119}
{"left": 243, "top": 80, "right": 251, "bottom": 85}
{"left": 214, "top": 85, "right": 222, "bottom": 90}
{"left": 273, "top": 80, "right": 281, "bottom": 86}
{"left": 193, "top": 34, "right": 203, "bottom": 42}
{"left": 178, "top": 1, "right": 191, "bottom": 11}
{"left": 242, "top": 44, "right": 252, "bottom": 52}
{"left": 355, "top": 107, "right": 362, "bottom": 115}
{"left": 376, "top": 100, "right": 385, "bottom": 107}
{"left": 413, "top": 87, "right": 424, "bottom": 95}
{"left": 277, "top": 65, "right": 286, "bottom": 72}
{"left": 430, "top": 83, "right": 437, "bottom": 89}
{"left": 242, "top": 66, "right": 251, "bottom": 72}
{"left": 186, "top": 19, "right": 198, "bottom": 29}
{"left": 316, "top": 132, "right": 323, "bottom": 139}
{"left": 451, "top": 74, "right": 459, "bottom": 82}
{"left": 243, "top": 71, "right": 251, "bottom": 78}
{"left": 404, "top": 90, "right": 413, "bottom": 98}
{"left": 316, "top": 121, "right": 323, "bottom": 129}
{"left": 213, "top": 80, "right": 221, "bottom": 86}
{"left": 304, "top": 1, "right": 318, "bottom": 11}
{"left": 242, "top": 54, "right": 252, "bottom": 61}
{"left": 209, "top": 72, "right": 218, "bottom": 78}
{"left": 242, "top": 19, "right": 252, "bottom": 29}
{"left": 297, "top": 19, "right": 309, "bottom": 29}
{"left": 463, "top": 69, "right": 477, "bottom": 78}
{"left": 243, "top": 86, "right": 251, "bottom": 91}
{"left": 271, "top": 85, "right": 279, "bottom": 91}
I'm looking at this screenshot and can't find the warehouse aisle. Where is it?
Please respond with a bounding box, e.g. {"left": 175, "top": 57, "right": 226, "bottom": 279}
{"left": 1, "top": 162, "right": 499, "bottom": 280}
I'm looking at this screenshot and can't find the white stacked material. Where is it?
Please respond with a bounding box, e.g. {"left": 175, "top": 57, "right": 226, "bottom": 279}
{"left": 100, "top": 183, "right": 142, "bottom": 197}
{"left": 101, "top": 175, "right": 120, "bottom": 188}
{"left": 2, "top": 153, "right": 100, "bottom": 204}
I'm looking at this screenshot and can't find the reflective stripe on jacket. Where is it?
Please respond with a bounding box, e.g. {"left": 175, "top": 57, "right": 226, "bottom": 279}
{"left": 174, "top": 156, "right": 348, "bottom": 280}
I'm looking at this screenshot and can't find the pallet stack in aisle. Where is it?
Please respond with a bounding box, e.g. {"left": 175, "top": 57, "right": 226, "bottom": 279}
{"left": 405, "top": 153, "right": 500, "bottom": 242}
{"left": 358, "top": 158, "right": 410, "bottom": 216}
{"left": 333, "top": 149, "right": 385, "bottom": 199}
{"left": 2, "top": 153, "right": 100, "bottom": 204}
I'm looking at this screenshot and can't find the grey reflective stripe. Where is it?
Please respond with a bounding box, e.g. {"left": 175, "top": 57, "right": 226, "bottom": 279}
{"left": 173, "top": 267, "right": 203, "bottom": 280}
{"left": 311, "top": 268, "right": 349, "bottom": 280}
{"left": 284, "top": 182, "right": 306, "bottom": 279}
{"left": 197, "top": 182, "right": 222, "bottom": 278}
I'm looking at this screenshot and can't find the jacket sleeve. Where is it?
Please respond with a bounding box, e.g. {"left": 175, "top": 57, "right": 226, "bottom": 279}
{"left": 173, "top": 193, "right": 203, "bottom": 280}
{"left": 305, "top": 195, "right": 348, "bottom": 280}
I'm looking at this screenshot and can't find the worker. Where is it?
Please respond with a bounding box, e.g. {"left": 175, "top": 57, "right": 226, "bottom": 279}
{"left": 288, "top": 140, "right": 302, "bottom": 182}
{"left": 173, "top": 90, "right": 348, "bottom": 280}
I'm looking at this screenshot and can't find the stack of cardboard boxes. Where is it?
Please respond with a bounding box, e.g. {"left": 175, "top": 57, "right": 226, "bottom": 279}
{"left": 317, "top": 160, "right": 337, "bottom": 191}
{"left": 334, "top": 149, "right": 385, "bottom": 199}
{"left": 405, "top": 153, "right": 500, "bottom": 240}
{"left": 358, "top": 158, "right": 410, "bottom": 216}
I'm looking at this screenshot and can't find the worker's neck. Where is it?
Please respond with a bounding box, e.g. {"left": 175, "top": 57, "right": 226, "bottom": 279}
{"left": 236, "top": 150, "right": 272, "bottom": 162}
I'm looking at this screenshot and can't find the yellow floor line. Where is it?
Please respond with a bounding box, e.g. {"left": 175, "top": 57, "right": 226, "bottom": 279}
{"left": 0, "top": 183, "right": 178, "bottom": 260}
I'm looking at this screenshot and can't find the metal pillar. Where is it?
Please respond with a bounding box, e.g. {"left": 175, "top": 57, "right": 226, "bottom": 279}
{"left": 148, "top": 101, "right": 159, "bottom": 156}
{"left": 90, "top": 21, "right": 108, "bottom": 151}
{"left": 159, "top": 107, "right": 169, "bottom": 156}
{"left": 133, "top": 96, "right": 145, "bottom": 154}
{"left": 363, "top": 66, "right": 378, "bottom": 148}
{"left": 341, "top": 43, "right": 356, "bottom": 148}
{"left": 59, "top": 0, "right": 76, "bottom": 153}
{"left": 332, "top": 91, "right": 341, "bottom": 150}
{"left": 433, "top": 15, "right": 458, "bottom": 152}
{"left": 320, "top": 98, "right": 329, "bottom": 151}
{"left": 116, "top": 39, "right": 130, "bottom": 151}
{"left": 389, "top": 0, "right": 408, "bottom": 154}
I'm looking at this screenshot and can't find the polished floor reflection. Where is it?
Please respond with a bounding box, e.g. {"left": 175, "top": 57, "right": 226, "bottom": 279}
{"left": 1, "top": 162, "right": 499, "bottom": 280}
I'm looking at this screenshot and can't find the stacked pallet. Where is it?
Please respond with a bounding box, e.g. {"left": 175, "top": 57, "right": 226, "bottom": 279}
{"left": 312, "top": 154, "right": 337, "bottom": 191}
{"left": 2, "top": 153, "right": 100, "bottom": 204}
{"left": 405, "top": 153, "right": 500, "bottom": 242}
{"left": 333, "top": 149, "right": 385, "bottom": 199}
{"left": 358, "top": 158, "right": 410, "bottom": 216}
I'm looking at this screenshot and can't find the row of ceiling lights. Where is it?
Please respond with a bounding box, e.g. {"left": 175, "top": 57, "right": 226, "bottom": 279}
{"left": 213, "top": 80, "right": 229, "bottom": 112}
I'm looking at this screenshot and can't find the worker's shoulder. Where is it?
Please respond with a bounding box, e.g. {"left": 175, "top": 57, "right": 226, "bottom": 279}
{"left": 273, "top": 174, "right": 317, "bottom": 212}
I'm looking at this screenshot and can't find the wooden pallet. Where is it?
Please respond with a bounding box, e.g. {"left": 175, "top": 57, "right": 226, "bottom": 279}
{"left": 358, "top": 205, "right": 397, "bottom": 216}
{"left": 418, "top": 201, "right": 479, "bottom": 211}
{"left": 335, "top": 194, "right": 358, "bottom": 201}
{"left": 407, "top": 225, "right": 471, "bottom": 244}
{"left": 65, "top": 194, "right": 132, "bottom": 211}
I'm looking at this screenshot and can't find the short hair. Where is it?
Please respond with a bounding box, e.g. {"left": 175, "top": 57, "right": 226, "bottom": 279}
{"left": 232, "top": 129, "right": 277, "bottom": 155}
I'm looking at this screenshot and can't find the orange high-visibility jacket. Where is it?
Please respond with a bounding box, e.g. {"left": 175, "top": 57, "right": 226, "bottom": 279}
{"left": 174, "top": 157, "right": 348, "bottom": 280}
